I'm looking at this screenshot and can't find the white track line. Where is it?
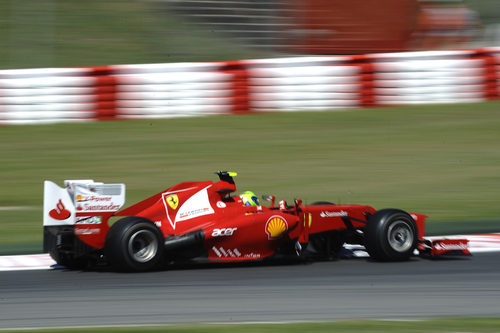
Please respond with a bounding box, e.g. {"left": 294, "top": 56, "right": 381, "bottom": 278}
{"left": 1, "top": 233, "right": 499, "bottom": 271}
{"left": 0, "top": 253, "right": 56, "bottom": 271}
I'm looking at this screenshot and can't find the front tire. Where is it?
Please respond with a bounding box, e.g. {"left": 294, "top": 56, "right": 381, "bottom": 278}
{"left": 365, "top": 209, "right": 418, "bottom": 261}
{"left": 105, "top": 217, "right": 164, "bottom": 272}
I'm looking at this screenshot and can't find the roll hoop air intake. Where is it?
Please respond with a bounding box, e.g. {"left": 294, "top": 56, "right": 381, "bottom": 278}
{"left": 164, "top": 229, "right": 205, "bottom": 252}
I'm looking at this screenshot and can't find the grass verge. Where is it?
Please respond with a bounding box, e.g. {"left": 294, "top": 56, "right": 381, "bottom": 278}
{"left": 0, "top": 0, "right": 272, "bottom": 69}
{"left": 2, "top": 318, "right": 500, "bottom": 333}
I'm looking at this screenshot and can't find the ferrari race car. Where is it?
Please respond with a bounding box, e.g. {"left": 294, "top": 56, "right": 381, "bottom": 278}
{"left": 43, "top": 171, "right": 470, "bottom": 271}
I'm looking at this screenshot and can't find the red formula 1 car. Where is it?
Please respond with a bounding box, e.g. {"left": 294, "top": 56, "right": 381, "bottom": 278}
{"left": 43, "top": 171, "right": 470, "bottom": 271}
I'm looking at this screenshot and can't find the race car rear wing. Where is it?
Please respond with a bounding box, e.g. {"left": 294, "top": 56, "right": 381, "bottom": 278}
{"left": 43, "top": 180, "right": 125, "bottom": 226}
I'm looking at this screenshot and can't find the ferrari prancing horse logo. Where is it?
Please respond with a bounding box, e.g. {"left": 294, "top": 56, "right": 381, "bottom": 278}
{"left": 165, "top": 194, "right": 179, "bottom": 210}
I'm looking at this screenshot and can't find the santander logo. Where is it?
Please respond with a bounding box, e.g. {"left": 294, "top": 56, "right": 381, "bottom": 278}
{"left": 49, "top": 199, "right": 71, "bottom": 220}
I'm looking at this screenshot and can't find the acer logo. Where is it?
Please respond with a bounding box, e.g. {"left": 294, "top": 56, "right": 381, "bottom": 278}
{"left": 212, "top": 228, "right": 237, "bottom": 237}
{"left": 49, "top": 199, "right": 71, "bottom": 220}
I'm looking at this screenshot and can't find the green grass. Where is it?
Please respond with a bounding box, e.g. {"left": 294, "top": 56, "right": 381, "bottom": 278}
{"left": 1, "top": 101, "right": 500, "bottom": 253}
{"left": 2, "top": 318, "right": 500, "bottom": 333}
{"left": 0, "top": 0, "right": 272, "bottom": 69}
{"left": 1, "top": 0, "right": 499, "bottom": 70}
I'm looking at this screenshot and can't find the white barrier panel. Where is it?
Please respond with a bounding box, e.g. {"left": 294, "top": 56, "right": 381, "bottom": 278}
{"left": 112, "top": 62, "right": 224, "bottom": 74}
{"left": 374, "top": 77, "right": 484, "bottom": 88}
{"left": 114, "top": 69, "right": 236, "bottom": 119}
{"left": 378, "top": 98, "right": 484, "bottom": 104}
{"left": 251, "top": 92, "right": 359, "bottom": 101}
{"left": 376, "top": 69, "right": 484, "bottom": 80}
{"left": 374, "top": 84, "right": 484, "bottom": 95}
{"left": 0, "top": 71, "right": 105, "bottom": 124}
{"left": 250, "top": 76, "right": 360, "bottom": 86}
{"left": 0, "top": 77, "right": 96, "bottom": 88}
{"left": 117, "top": 90, "right": 232, "bottom": 100}
{"left": 1, "top": 94, "right": 97, "bottom": 104}
{"left": 250, "top": 66, "right": 359, "bottom": 77}
{"left": 251, "top": 83, "right": 360, "bottom": 93}
{"left": 370, "top": 54, "right": 489, "bottom": 105}
{"left": 0, "top": 87, "right": 96, "bottom": 97}
{"left": 0, "top": 103, "right": 95, "bottom": 113}
{"left": 248, "top": 63, "right": 362, "bottom": 112}
{"left": 116, "top": 72, "right": 231, "bottom": 84}
{"left": 117, "top": 82, "right": 232, "bottom": 92}
{"left": 377, "top": 91, "right": 484, "bottom": 101}
{"left": 0, "top": 68, "right": 92, "bottom": 78}
{"left": 373, "top": 59, "right": 484, "bottom": 72}
{"left": 0, "top": 110, "right": 94, "bottom": 127}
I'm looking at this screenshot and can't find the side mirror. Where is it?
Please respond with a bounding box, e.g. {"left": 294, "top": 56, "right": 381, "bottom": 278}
{"left": 262, "top": 195, "right": 275, "bottom": 208}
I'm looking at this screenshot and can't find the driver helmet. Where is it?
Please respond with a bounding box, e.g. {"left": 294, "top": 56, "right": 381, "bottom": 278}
{"left": 240, "top": 191, "right": 259, "bottom": 207}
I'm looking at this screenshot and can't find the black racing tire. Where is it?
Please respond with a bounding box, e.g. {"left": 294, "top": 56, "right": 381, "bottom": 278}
{"left": 365, "top": 209, "right": 418, "bottom": 261}
{"left": 105, "top": 217, "right": 164, "bottom": 272}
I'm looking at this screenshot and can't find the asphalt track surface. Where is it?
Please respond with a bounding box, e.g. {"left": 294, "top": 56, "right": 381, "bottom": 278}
{"left": 1, "top": 253, "right": 499, "bottom": 329}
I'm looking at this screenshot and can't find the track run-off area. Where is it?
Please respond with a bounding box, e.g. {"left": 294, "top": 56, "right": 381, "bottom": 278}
{"left": 0, "top": 234, "right": 499, "bottom": 329}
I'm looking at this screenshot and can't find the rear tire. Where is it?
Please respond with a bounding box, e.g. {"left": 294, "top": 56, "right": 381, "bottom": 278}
{"left": 105, "top": 217, "right": 164, "bottom": 272}
{"left": 365, "top": 209, "right": 417, "bottom": 261}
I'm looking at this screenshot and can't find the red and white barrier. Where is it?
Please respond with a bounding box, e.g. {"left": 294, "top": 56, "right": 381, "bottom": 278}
{"left": 0, "top": 66, "right": 117, "bottom": 124}
{"left": 0, "top": 48, "right": 499, "bottom": 124}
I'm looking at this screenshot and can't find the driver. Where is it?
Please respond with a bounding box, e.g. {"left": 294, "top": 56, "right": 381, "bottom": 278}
{"left": 239, "top": 191, "right": 259, "bottom": 206}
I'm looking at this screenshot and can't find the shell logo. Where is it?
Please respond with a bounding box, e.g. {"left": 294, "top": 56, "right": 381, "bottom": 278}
{"left": 265, "top": 216, "right": 288, "bottom": 239}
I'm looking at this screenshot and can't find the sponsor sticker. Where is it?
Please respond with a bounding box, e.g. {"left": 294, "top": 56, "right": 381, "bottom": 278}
{"left": 243, "top": 253, "right": 261, "bottom": 258}
{"left": 49, "top": 199, "right": 71, "bottom": 220}
{"left": 212, "top": 246, "right": 244, "bottom": 258}
{"left": 74, "top": 227, "right": 100, "bottom": 235}
{"left": 164, "top": 186, "right": 215, "bottom": 229}
{"left": 265, "top": 216, "right": 288, "bottom": 239}
{"left": 76, "top": 195, "right": 112, "bottom": 202}
{"left": 75, "top": 216, "right": 102, "bottom": 224}
{"left": 320, "top": 210, "right": 348, "bottom": 218}
{"left": 76, "top": 203, "right": 121, "bottom": 212}
{"left": 434, "top": 241, "right": 469, "bottom": 251}
{"left": 165, "top": 194, "right": 179, "bottom": 210}
{"left": 212, "top": 228, "right": 237, "bottom": 237}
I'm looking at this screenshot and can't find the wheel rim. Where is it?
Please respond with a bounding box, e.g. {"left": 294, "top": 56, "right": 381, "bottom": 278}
{"left": 387, "top": 220, "right": 414, "bottom": 253}
{"left": 127, "top": 229, "right": 158, "bottom": 263}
